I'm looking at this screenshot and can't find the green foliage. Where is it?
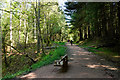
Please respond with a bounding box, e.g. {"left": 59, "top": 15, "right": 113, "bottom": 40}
{"left": 2, "top": 42, "right": 66, "bottom": 80}
{"left": 31, "top": 45, "right": 66, "bottom": 69}
{"left": 54, "top": 41, "right": 65, "bottom": 45}
{"left": 65, "top": 2, "right": 120, "bottom": 42}
{"left": 78, "top": 40, "right": 120, "bottom": 64}
{"left": 2, "top": 2, "right": 67, "bottom": 79}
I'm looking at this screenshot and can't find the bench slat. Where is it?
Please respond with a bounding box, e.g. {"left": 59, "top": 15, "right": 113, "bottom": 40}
{"left": 59, "top": 54, "right": 68, "bottom": 62}
{"left": 54, "top": 54, "right": 68, "bottom": 67}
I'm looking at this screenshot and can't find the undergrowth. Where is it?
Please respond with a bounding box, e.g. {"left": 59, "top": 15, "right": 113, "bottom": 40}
{"left": 2, "top": 42, "right": 66, "bottom": 80}
{"left": 77, "top": 39, "right": 120, "bottom": 64}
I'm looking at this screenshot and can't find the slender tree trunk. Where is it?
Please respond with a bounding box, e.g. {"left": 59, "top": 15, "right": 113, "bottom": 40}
{"left": 97, "top": 13, "right": 102, "bottom": 37}
{"left": 0, "top": 15, "right": 1, "bottom": 78}
{"left": 33, "top": 19, "right": 35, "bottom": 40}
{"left": 19, "top": 2, "right": 22, "bottom": 43}
{"left": 32, "top": 11, "right": 35, "bottom": 40}
{"left": 43, "top": 13, "right": 46, "bottom": 44}
{"left": 118, "top": 2, "right": 120, "bottom": 31}
{"left": 10, "top": 1, "right": 13, "bottom": 53}
{"left": 116, "top": 2, "right": 120, "bottom": 40}
{"left": 23, "top": 2, "right": 28, "bottom": 53}
{"left": 79, "top": 27, "right": 83, "bottom": 41}
{"left": 34, "top": 19, "right": 36, "bottom": 41}
{"left": 37, "top": 2, "right": 40, "bottom": 54}
{"left": 88, "top": 25, "right": 91, "bottom": 38}
{"left": 24, "top": 19, "right": 27, "bottom": 54}
{"left": 46, "top": 12, "right": 50, "bottom": 46}
{"left": 34, "top": 13, "right": 36, "bottom": 42}
{"left": 2, "top": 10, "right": 8, "bottom": 67}
{"left": 2, "top": 31, "right": 8, "bottom": 67}
{"left": 3, "top": 42, "right": 8, "bottom": 67}
{"left": 108, "top": 3, "right": 114, "bottom": 40}
{"left": 3, "top": 38, "right": 8, "bottom": 67}
{"left": 19, "top": 17, "right": 21, "bottom": 42}
{"left": 34, "top": 1, "right": 38, "bottom": 43}
{"left": 46, "top": 24, "right": 50, "bottom": 46}
{"left": 91, "top": 24, "right": 95, "bottom": 38}
{"left": 35, "top": 1, "right": 40, "bottom": 54}
{"left": 118, "top": 2, "right": 120, "bottom": 38}
{"left": 37, "top": 2, "right": 45, "bottom": 55}
{"left": 84, "top": 27, "right": 87, "bottom": 40}
{"left": 101, "top": 3, "right": 107, "bottom": 38}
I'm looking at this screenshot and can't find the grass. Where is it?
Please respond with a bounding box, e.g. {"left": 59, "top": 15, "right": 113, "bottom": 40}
{"left": 2, "top": 42, "right": 66, "bottom": 80}
{"left": 54, "top": 41, "right": 65, "bottom": 45}
{"left": 76, "top": 39, "right": 120, "bottom": 65}
{"left": 31, "top": 45, "right": 66, "bottom": 70}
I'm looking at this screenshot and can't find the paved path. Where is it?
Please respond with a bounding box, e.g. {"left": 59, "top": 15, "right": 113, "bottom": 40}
{"left": 19, "top": 43, "right": 118, "bottom": 79}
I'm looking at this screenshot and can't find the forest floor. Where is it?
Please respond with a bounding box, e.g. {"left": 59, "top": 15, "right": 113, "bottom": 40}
{"left": 18, "top": 43, "right": 119, "bottom": 79}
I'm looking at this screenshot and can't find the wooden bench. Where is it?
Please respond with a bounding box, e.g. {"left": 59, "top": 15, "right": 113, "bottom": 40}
{"left": 54, "top": 54, "right": 68, "bottom": 67}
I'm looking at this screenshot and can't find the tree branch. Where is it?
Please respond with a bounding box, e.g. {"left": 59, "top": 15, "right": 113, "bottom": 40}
{"left": 5, "top": 43, "right": 21, "bottom": 53}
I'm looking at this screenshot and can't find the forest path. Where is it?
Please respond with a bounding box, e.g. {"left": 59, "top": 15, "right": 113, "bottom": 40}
{"left": 20, "top": 43, "right": 118, "bottom": 79}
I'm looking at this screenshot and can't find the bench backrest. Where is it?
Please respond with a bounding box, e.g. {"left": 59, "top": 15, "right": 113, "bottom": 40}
{"left": 60, "top": 54, "right": 68, "bottom": 62}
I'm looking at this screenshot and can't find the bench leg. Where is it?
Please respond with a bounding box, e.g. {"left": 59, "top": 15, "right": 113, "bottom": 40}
{"left": 62, "top": 60, "right": 68, "bottom": 67}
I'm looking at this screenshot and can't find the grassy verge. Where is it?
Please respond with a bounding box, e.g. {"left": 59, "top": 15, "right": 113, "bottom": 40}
{"left": 54, "top": 41, "right": 65, "bottom": 45}
{"left": 76, "top": 40, "right": 120, "bottom": 66}
{"left": 2, "top": 42, "right": 66, "bottom": 80}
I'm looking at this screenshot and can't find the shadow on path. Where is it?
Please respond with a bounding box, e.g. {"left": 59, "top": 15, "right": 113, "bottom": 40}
{"left": 19, "top": 43, "right": 119, "bottom": 79}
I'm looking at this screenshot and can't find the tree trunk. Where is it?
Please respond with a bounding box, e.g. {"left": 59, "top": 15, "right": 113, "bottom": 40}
{"left": 0, "top": 16, "right": 1, "bottom": 79}
{"left": 10, "top": 1, "right": 13, "bottom": 53}
{"left": 84, "top": 27, "right": 87, "bottom": 40}
{"left": 24, "top": 19, "right": 27, "bottom": 54}
{"left": 19, "top": 2, "right": 22, "bottom": 43}
{"left": 32, "top": 11, "right": 35, "bottom": 40}
{"left": 116, "top": 2, "right": 120, "bottom": 40}
{"left": 118, "top": 2, "right": 120, "bottom": 39}
{"left": 108, "top": 3, "right": 114, "bottom": 40}
{"left": 101, "top": 3, "right": 107, "bottom": 38}
{"left": 2, "top": 36, "right": 8, "bottom": 67}
{"left": 88, "top": 25, "right": 91, "bottom": 39}
{"left": 46, "top": 12, "right": 50, "bottom": 46}
{"left": 34, "top": 1, "right": 40, "bottom": 54}
{"left": 79, "top": 27, "right": 83, "bottom": 41}
{"left": 37, "top": 2, "right": 45, "bottom": 55}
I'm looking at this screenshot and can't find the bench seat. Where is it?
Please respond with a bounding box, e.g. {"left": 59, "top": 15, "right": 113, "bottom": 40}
{"left": 54, "top": 54, "right": 68, "bottom": 67}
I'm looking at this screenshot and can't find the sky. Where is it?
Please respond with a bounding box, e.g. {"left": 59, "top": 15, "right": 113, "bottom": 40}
{"left": 58, "top": 0, "right": 67, "bottom": 11}
{"left": 58, "top": 0, "right": 71, "bottom": 25}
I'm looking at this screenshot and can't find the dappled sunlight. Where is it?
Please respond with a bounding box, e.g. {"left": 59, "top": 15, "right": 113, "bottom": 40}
{"left": 21, "top": 72, "right": 37, "bottom": 79}
{"left": 72, "top": 54, "right": 77, "bottom": 56}
{"left": 71, "top": 51, "right": 91, "bottom": 56}
{"left": 75, "top": 57, "right": 90, "bottom": 61}
{"left": 113, "top": 56, "right": 120, "bottom": 58}
{"left": 1, "top": 1, "right": 119, "bottom": 78}
{"left": 100, "top": 59, "right": 105, "bottom": 61}
{"left": 7, "top": 53, "right": 25, "bottom": 57}
{"left": 79, "top": 41, "right": 84, "bottom": 44}
{"left": 78, "top": 54, "right": 86, "bottom": 56}
{"left": 82, "top": 58, "right": 90, "bottom": 60}
{"left": 35, "top": 51, "right": 37, "bottom": 53}
{"left": 69, "top": 58, "right": 74, "bottom": 60}
{"left": 87, "top": 64, "right": 102, "bottom": 68}
{"left": 108, "top": 68, "right": 118, "bottom": 70}
{"left": 76, "top": 51, "right": 90, "bottom": 54}
{"left": 86, "top": 64, "right": 118, "bottom": 71}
